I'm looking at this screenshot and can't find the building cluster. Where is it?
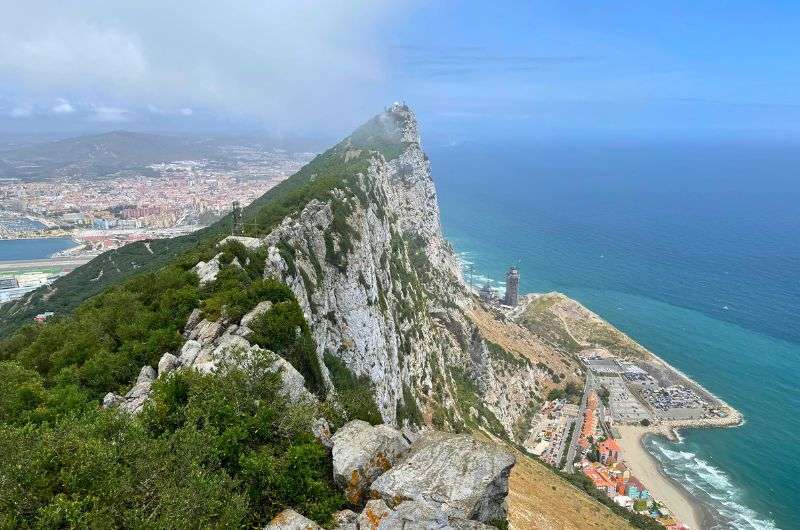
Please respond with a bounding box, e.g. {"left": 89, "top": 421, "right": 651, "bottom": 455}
{"left": 579, "top": 455, "right": 687, "bottom": 529}
{"left": 0, "top": 147, "right": 312, "bottom": 242}
{"left": 573, "top": 389, "right": 688, "bottom": 530}
{"left": 523, "top": 398, "right": 580, "bottom": 467}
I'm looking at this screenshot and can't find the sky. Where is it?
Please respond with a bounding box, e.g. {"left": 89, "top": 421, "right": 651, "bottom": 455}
{"left": 1, "top": 0, "right": 799, "bottom": 141}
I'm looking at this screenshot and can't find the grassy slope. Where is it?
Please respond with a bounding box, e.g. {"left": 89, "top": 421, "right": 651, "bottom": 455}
{"left": 508, "top": 451, "right": 635, "bottom": 530}
{"left": 518, "top": 293, "right": 650, "bottom": 360}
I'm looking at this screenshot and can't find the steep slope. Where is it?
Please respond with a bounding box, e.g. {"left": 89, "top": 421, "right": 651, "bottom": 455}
{"left": 0, "top": 105, "right": 643, "bottom": 529}
{"left": 249, "top": 104, "right": 559, "bottom": 439}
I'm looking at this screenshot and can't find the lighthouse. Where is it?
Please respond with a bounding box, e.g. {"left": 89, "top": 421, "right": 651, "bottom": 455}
{"left": 504, "top": 266, "right": 520, "bottom": 306}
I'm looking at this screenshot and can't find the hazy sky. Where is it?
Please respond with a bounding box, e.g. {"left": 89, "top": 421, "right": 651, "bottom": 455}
{"left": 1, "top": 1, "right": 799, "bottom": 140}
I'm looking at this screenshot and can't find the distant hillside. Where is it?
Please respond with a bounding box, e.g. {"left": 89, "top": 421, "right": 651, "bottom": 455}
{"left": 0, "top": 131, "right": 216, "bottom": 180}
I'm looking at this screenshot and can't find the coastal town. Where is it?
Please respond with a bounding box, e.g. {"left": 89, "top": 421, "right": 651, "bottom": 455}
{"left": 483, "top": 269, "right": 742, "bottom": 530}
{"left": 0, "top": 145, "right": 310, "bottom": 304}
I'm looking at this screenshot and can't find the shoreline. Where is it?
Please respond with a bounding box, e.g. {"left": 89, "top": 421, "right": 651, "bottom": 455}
{"left": 616, "top": 425, "right": 712, "bottom": 530}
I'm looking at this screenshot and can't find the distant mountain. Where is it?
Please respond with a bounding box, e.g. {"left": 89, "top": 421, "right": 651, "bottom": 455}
{"left": 0, "top": 131, "right": 217, "bottom": 180}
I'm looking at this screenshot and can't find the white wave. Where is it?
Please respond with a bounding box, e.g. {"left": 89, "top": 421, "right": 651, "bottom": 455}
{"left": 648, "top": 439, "right": 780, "bottom": 530}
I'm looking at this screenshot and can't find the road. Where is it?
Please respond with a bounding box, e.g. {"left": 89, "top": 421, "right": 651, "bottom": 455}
{"left": 562, "top": 372, "right": 594, "bottom": 472}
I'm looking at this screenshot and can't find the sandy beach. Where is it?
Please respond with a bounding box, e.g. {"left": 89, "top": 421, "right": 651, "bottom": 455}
{"left": 616, "top": 425, "right": 709, "bottom": 530}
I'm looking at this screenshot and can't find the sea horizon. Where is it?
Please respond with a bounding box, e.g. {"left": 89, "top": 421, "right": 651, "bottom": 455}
{"left": 430, "top": 137, "right": 799, "bottom": 530}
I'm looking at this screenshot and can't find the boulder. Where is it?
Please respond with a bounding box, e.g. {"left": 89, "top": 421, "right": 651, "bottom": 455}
{"left": 331, "top": 509, "right": 359, "bottom": 530}
{"left": 377, "top": 501, "right": 495, "bottom": 530}
{"left": 219, "top": 235, "right": 264, "bottom": 250}
{"left": 369, "top": 432, "right": 514, "bottom": 523}
{"left": 269, "top": 354, "right": 313, "bottom": 402}
{"left": 358, "top": 499, "right": 391, "bottom": 530}
{"left": 178, "top": 340, "right": 201, "bottom": 366}
{"left": 184, "top": 308, "right": 202, "bottom": 333}
{"left": 102, "top": 392, "right": 123, "bottom": 409}
{"left": 157, "top": 353, "right": 179, "bottom": 377}
{"left": 136, "top": 365, "right": 157, "bottom": 384}
{"left": 331, "top": 420, "right": 410, "bottom": 504}
{"left": 241, "top": 300, "right": 273, "bottom": 328}
{"left": 186, "top": 318, "right": 225, "bottom": 344}
{"left": 118, "top": 366, "right": 157, "bottom": 414}
{"left": 192, "top": 255, "right": 222, "bottom": 286}
{"left": 264, "top": 509, "right": 321, "bottom": 530}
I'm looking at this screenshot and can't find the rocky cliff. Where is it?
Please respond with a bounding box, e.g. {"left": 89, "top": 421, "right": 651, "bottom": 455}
{"left": 254, "top": 104, "right": 566, "bottom": 442}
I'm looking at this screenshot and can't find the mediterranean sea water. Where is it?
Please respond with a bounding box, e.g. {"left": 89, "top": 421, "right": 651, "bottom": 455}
{"left": 428, "top": 138, "right": 800, "bottom": 530}
{"left": 0, "top": 238, "right": 76, "bottom": 262}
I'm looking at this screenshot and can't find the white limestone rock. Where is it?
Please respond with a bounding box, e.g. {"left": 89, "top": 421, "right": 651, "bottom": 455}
{"left": 192, "top": 255, "right": 221, "bottom": 286}
{"left": 184, "top": 308, "right": 202, "bottom": 333}
{"left": 157, "top": 353, "right": 179, "bottom": 377}
{"left": 378, "top": 501, "right": 495, "bottom": 530}
{"left": 102, "top": 392, "right": 123, "bottom": 409}
{"left": 369, "top": 432, "right": 515, "bottom": 523}
{"left": 313, "top": 417, "right": 333, "bottom": 449}
{"left": 118, "top": 365, "right": 157, "bottom": 414}
{"left": 269, "top": 353, "right": 313, "bottom": 402}
{"left": 136, "top": 365, "right": 156, "bottom": 384}
{"left": 264, "top": 509, "right": 321, "bottom": 530}
{"left": 241, "top": 300, "right": 273, "bottom": 328}
{"left": 357, "top": 499, "right": 391, "bottom": 530}
{"left": 177, "top": 339, "right": 201, "bottom": 366}
{"left": 331, "top": 420, "right": 410, "bottom": 504}
{"left": 219, "top": 235, "right": 264, "bottom": 250}
{"left": 186, "top": 318, "right": 225, "bottom": 344}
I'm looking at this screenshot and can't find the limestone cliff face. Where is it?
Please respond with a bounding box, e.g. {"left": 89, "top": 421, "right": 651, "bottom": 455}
{"left": 258, "top": 105, "right": 543, "bottom": 440}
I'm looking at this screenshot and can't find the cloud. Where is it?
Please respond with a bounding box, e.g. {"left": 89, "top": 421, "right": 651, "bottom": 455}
{"left": 51, "top": 98, "right": 75, "bottom": 114}
{"left": 89, "top": 106, "right": 131, "bottom": 122}
{"left": 0, "top": 0, "right": 407, "bottom": 133}
{"left": 10, "top": 106, "right": 32, "bottom": 118}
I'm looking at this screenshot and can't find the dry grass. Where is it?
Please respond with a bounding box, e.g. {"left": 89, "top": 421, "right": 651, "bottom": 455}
{"left": 508, "top": 451, "right": 635, "bottom": 530}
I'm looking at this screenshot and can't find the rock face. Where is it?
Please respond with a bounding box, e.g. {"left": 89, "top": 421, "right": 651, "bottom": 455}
{"left": 255, "top": 104, "right": 544, "bottom": 441}
{"left": 370, "top": 431, "right": 515, "bottom": 524}
{"left": 331, "top": 420, "right": 410, "bottom": 504}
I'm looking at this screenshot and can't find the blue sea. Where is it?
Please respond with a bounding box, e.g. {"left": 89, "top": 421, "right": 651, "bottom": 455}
{"left": 428, "top": 138, "right": 800, "bottom": 530}
{"left": 0, "top": 238, "right": 76, "bottom": 262}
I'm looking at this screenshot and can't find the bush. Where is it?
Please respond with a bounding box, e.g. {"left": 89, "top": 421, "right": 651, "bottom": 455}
{"left": 323, "top": 353, "right": 382, "bottom": 426}
{"left": 0, "top": 355, "right": 345, "bottom": 529}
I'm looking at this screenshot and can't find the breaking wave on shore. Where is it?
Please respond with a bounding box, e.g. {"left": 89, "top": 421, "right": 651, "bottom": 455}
{"left": 645, "top": 436, "right": 779, "bottom": 530}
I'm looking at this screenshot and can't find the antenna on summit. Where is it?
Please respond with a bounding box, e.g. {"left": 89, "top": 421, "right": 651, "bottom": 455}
{"left": 231, "top": 201, "right": 243, "bottom": 236}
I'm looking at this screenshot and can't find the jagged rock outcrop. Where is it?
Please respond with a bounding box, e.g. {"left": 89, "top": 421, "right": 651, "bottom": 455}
{"left": 105, "top": 304, "right": 314, "bottom": 414}
{"left": 370, "top": 431, "right": 515, "bottom": 524}
{"left": 331, "top": 420, "right": 410, "bottom": 504}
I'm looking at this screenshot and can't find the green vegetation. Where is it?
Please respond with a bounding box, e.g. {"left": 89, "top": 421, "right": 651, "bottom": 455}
{"left": 546, "top": 380, "right": 582, "bottom": 403}
{"left": 0, "top": 108, "right": 417, "bottom": 527}
{"left": 0, "top": 351, "right": 345, "bottom": 529}
{"left": 323, "top": 353, "right": 383, "bottom": 426}
{"left": 598, "top": 385, "right": 610, "bottom": 407}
